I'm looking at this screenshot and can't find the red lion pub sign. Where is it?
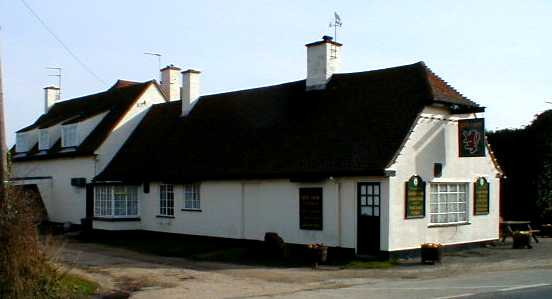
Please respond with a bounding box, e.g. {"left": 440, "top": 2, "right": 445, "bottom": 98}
{"left": 458, "top": 118, "right": 485, "bottom": 157}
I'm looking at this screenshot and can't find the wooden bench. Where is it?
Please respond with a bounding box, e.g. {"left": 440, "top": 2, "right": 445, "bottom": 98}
{"left": 501, "top": 221, "right": 539, "bottom": 243}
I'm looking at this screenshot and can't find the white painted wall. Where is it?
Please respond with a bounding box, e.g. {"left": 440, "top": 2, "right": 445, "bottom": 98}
{"left": 135, "top": 180, "right": 352, "bottom": 246}
{"left": 94, "top": 177, "right": 387, "bottom": 250}
{"left": 93, "top": 220, "right": 141, "bottom": 230}
{"left": 94, "top": 84, "right": 166, "bottom": 173}
{"left": 386, "top": 106, "right": 501, "bottom": 251}
{"left": 12, "top": 158, "right": 95, "bottom": 224}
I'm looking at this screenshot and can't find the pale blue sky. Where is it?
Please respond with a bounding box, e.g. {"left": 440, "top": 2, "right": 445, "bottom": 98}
{"left": 1, "top": 0, "right": 551, "bottom": 146}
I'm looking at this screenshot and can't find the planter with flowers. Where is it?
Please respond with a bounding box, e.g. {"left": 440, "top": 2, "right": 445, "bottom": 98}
{"left": 512, "top": 231, "right": 532, "bottom": 249}
{"left": 421, "top": 243, "right": 442, "bottom": 264}
{"left": 306, "top": 243, "right": 328, "bottom": 268}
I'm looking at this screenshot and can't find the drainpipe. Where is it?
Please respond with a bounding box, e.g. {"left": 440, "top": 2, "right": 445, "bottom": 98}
{"left": 337, "top": 180, "right": 342, "bottom": 247}
{"left": 330, "top": 176, "right": 342, "bottom": 247}
{"left": 240, "top": 181, "right": 245, "bottom": 239}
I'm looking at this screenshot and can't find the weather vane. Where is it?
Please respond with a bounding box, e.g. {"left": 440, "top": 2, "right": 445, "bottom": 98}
{"left": 329, "top": 12, "right": 343, "bottom": 42}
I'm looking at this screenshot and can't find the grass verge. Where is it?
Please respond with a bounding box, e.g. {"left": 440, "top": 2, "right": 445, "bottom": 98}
{"left": 342, "top": 259, "right": 399, "bottom": 269}
{"left": 58, "top": 273, "right": 100, "bottom": 298}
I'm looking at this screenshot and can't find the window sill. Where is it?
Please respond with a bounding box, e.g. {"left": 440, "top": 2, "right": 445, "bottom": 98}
{"left": 59, "top": 147, "right": 77, "bottom": 153}
{"left": 156, "top": 215, "right": 175, "bottom": 219}
{"left": 428, "top": 222, "right": 471, "bottom": 228}
{"left": 181, "top": 209, "right": 202, "bottom": 212}
{"left": 93, "top": 217, "right": 140, "bottom": 222}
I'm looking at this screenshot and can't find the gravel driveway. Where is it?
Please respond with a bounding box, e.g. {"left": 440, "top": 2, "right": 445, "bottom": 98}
{"left": 57, "top": 237, "right": 552, "bottom": 298}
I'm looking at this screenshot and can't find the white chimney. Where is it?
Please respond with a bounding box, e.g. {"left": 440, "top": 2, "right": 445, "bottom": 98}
{"left": 181, "top": 69, "right": 201, "bottom": 116}
{"left": 160, "top": 65, "right": 181, "bottom": 101}
{"left": 306, "top": 35, "right": 342, "bottom": 90}
{"left": 44, "top": 86, "right": 60, "bottom": 112}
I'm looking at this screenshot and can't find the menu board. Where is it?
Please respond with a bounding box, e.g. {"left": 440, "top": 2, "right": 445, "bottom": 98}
{"left": 405, "top": 175, "right": 425, "bottom": 219}
{"left": 299, "top": 188, "right": 323, "bottom": 230}
{"left": 474, "top": 177, "right": 490, "bottom": 215}
{"left": 458, "top": 118, "right": 486, "bottom": 157}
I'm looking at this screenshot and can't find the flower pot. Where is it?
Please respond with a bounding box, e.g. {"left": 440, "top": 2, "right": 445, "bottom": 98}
{"left": 307, "top": 244, "right": 328, "bottom": 268}
{"left": 513, "top": 231, "right": 531, "bottom": 249}
{"left": 421, "top": 243, "right": 442, "bottom": 264}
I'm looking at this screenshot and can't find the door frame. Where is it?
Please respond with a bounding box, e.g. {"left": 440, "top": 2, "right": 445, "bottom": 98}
{"left": 356, "top": 182, "right": 382, "bottom": 255}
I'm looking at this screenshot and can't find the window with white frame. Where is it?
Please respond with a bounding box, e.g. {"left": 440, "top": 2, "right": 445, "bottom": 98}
{"left": 62, "top": 124, "right": 78, "bottom": 147}
{"left": 429, "top": 183, "right": 468, "bottom": 224}
{"left": 160, "top": 184, "right": 175, "bottom": 216}
{"left": 38, "top": 130, "right": 49, "bottom": 150}
{"left": 94, "top": 185, "right": 138, "bottom": 217}
{"left": 16, "top": 133, "right": 27, "bottom": 152}
{"left": 184, "top": 184, "right": 200, "bottom": 210}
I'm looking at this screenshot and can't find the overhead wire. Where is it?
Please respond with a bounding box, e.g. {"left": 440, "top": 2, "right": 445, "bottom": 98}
{"left": 19, "top": 0, "right": 106, "bottom": 84}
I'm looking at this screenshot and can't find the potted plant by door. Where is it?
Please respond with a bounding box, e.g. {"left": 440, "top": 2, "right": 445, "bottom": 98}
{"left": 307, "top": 243, "right": 328, "bottom": 268}
{"left": 421, "top": 243, "right": 442, "bottom": 264}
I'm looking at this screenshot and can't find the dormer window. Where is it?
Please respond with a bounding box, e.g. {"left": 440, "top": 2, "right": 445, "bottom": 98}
{"left": 62, "top": 124, "right": 78, "bottom": 147}
{"left": 38, "top": 130, "right": 49, "bottom": 150}
{"left": 16, "top": 133, "right": 27, "bottom": 152}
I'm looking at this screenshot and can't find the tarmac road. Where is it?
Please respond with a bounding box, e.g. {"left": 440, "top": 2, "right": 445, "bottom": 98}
{"left": 252, "top": 268, "right": 552, "bottom": 299}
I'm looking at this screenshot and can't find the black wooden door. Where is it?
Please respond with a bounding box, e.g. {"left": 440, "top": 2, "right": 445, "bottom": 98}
{"left": 357, "top": 182, "right": 381, "bottom": 255}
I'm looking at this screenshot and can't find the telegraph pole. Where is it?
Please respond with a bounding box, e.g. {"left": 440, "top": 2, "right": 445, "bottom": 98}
{"left": 0, "top": 27, "right": 6, "bottom": 203}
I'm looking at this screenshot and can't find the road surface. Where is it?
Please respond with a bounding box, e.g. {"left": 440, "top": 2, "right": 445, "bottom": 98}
{"left": 249, "top": 268, "right": 552, "bottom": 299}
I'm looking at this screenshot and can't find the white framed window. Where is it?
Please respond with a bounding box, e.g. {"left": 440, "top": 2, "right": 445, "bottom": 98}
{"left": 160, "top": 183, "right": 174, "bottom": 216}
{"left": 16, "top": 133, "right": 27, "bottom": 152}
{"left": 62, "top": 124, "right": 78, "bottom": 147}
{"left": 429, "top": 183, "right": 469, "bottom": 225}
{"left": 184, "top": 184, "right": 200, "bottom": 210}
{"left": 94, "top": 185, "right": 139, "bottom": 217}
{"left": 38, "top": 130, "right": 49, "bottom": 150}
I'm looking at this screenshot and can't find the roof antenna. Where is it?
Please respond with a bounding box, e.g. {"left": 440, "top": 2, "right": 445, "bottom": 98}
{"left": 144, "top": 52, "right": 162, "bottom": 80}
{"left": 329, "top": 12, "right": 343, "bottom": 42}
{"left": 46, "top": 66, "right": 62, "bottom": 98}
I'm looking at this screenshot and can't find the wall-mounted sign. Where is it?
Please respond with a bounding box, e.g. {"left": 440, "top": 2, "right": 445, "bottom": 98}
{"left": 405, "top": 175, "right": 425, "bottom": 219}
{"left": 458, "top": 118, "right": 486, "bottom": 157}
{"left": 474, "top": 177, "right": 490, "bottom": 215}
{"left": 299, "top": 187, "right": 323, "bottom": 230}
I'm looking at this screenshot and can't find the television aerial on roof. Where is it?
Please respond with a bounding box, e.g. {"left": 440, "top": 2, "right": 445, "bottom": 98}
{"left": 46, "top": 67, "right": 62, "bottom": 98}
{"left": 329, "top": 12, "right": 343, "bottom": 42}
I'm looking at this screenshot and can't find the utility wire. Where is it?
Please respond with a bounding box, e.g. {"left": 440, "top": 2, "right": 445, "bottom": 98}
{"left": 19, "top": 0, "right": 105, "bottom": 84}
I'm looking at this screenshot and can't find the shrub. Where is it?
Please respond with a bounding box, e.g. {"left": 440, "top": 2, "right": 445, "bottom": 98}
{"left": 0, "top": 186, "right": 82, "bottom": 298}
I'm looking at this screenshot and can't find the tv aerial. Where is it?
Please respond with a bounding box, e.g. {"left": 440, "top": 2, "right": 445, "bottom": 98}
{"left": 329, "top": 12, "right": 343, "bottom": 42}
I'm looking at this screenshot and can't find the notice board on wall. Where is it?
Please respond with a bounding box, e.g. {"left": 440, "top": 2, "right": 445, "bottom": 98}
{"left": 405, "top": 175, "right": 425, "bottom": 219}
{"left": 299, "top": 187, "right": 323, "bottom": 230}
{"left": 474, "top": 177, "right": 490, "bottom": 215}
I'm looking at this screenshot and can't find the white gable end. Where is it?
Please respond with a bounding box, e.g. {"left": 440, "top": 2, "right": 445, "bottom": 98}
{"left": 94, "top": 83, "right": 166, "bottom": 173}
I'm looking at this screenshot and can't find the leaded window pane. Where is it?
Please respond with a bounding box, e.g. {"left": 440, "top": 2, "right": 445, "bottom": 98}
{"left": 429, "top": 183, "right": 469, "bottom": 224}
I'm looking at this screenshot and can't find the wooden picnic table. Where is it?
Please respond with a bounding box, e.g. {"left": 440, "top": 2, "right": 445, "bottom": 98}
{"left": 500, "top": 220, "right": 539, "bottom": 243}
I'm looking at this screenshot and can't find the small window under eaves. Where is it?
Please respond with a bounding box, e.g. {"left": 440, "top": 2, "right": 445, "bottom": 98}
{"left": 38, "top": 130, "right": 49, "bottom": 150}
{"left": 62, "top": 124, "right": 78, "bottom": 147}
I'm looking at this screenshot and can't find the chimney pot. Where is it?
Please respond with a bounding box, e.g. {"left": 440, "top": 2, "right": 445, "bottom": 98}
{"left": 44, "top": 86, "right": 60, "bottom": 112}
{"left": 305, "top": 36, "right": 342, "bottom": 90}
{"left": 181, "top": 69, "right": 201, "bottom": 116}
{"left": 160, "top": 65, "right": 182, "bottom": 101}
